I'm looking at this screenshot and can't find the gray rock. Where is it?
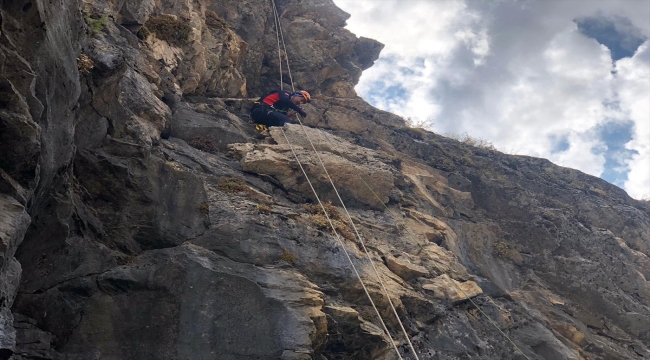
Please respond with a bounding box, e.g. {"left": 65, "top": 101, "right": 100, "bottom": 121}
{"left": 384, "top": 254, "right": 429, "bottom": 281}
{"left": 0, "top": 195, "right": 30, "bottom": 354}
{"left": 1, "top": 0, "right": 648, "bottom": 359}
{"left": 171, "top": 104, "right": 253, "bottom": 152}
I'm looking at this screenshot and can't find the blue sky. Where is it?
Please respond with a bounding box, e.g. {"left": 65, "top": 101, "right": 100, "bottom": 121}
{"left": 332, "top": 0, "right": 650, "bottom": 199}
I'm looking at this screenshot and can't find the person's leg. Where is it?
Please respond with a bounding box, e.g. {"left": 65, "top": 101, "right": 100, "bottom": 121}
{"left": 264, "top": 111, "right": 291, "bottom": 127}
{"left": 251, "top": 107, "right": 291, "bottom": 127}
{"left": 251, "top": 106, "right": 268, "bottom": 124}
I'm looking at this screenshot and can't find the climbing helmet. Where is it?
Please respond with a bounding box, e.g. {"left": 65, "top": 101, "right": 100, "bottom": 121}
{"left": 292, "top": 90, "right": 311, "bottom": 103}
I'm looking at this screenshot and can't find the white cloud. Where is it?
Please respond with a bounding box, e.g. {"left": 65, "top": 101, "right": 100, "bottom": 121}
{"left": 616, "top": 42, "right": 650, "bottom": 199}
{"left": 333, "top": 0, "right": 650, "bottom": 199}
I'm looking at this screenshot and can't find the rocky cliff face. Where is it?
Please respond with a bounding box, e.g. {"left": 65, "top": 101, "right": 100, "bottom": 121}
{"left": 1, "top": 0, "right": 649, "bottom": 359}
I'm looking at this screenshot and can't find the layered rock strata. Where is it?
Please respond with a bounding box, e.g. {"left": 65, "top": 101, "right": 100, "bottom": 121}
{"left": 0, "top": 0, "right": 648, "bottom": 359}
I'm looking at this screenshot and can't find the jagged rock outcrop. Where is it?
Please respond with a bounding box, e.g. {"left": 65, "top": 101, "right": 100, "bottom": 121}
{"left": 1, "top": 0, "right": 649, "bottom": 359}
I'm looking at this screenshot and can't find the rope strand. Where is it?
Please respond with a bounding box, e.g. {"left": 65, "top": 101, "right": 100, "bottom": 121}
{"left": 270, "top": 1, "right": 403, "bottom": 358}
{"left": 270, "top": 0, "right": 283, "bottom": 89}
{"left": 315, "top": 130, "right": 533, "bottom": 360}
{"left": 272, "top": 2, "right": 295, "bottom": 92}
{"left": 280, "top": 129, "right": 403, "bottom": 359}
{"left": 269, "top": 1, "right": 531, "bottom": 359}
{"left": 269, "top": 1, "right": 419, "bottom": 358}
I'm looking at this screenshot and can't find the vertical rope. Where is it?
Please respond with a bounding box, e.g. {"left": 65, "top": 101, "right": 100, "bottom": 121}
{"left": 280, "top": 129, "right": 403, "bottom": 359}
{"left": 272, "top": 2, "right": 295, "bottom": 92}
{"left": 315, "top": 131, "right": 533, "bottom": 360}
{"left": 292, "top": 116, "right": 422, "bottom": 360}
{"left": 269, "top": 2, "right": 419, "bottom": 358}
{"left": 267, "top": 1, "right": 533, "bottom": 358}
{"left": 269, "top": 1, "right": 403, "bottom": 358}
{"left": 270, "top": 0, "right": 283, "bottom": 89}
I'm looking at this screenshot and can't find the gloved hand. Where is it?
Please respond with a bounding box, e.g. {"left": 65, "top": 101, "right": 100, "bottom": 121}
{"left": 299, "top": 110, "right": 307, "bottom": 118}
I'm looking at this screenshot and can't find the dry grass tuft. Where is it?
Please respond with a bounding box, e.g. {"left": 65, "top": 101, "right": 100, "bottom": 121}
{"left": 188, "top": 136, "right": 219, "bottom": 154}
{"left": 304, "top": 202, "right": 345, "bottom": 222}
{"left": 144, "top": 15, "right": 192, "bottom": 46}
{"left": 396, "top": 126, "right": 428, "bottom": 140}
{"left": 281, "top": 249, "right": 296, "bottom": 265}
{"left": 590, "top": 187, "right": 608, "bottom": 196}
{"left": 446, "top": 132, "right": 497, "bottom": 151}
{"left": 77, "top": 54, "right": 95, "bottom": 75}
{"left": 256, "top": 203, "right": 272, "bottom": 214}
{"left": 304, "top": 202, "right": 356, "bottom": 241}
{"left": 218, "top": 176, "right": 253, "bottom": 194}
{"left": 205, "top": 10, "right": 228, "bottom": 30}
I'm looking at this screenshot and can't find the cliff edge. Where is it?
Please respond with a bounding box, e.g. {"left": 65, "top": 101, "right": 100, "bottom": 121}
{"left": 1, "top": 0, "right": 649, "bottom": 359}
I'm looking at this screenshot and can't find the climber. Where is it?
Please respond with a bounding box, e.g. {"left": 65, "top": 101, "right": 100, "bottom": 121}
{"left": 250, "top": 90, "right": 310, "bottom": 130}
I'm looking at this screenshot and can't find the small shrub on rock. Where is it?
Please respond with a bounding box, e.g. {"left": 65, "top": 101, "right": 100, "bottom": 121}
{"left": 85, "top": 14, "right": 109, "bottom": 34}
{"left": 199, "top": 202, "right": 210, "bottom": 214}
{"left": 145, "top": 15, "right": 192, "bottom": 46}
{"left": 541, "top": 211, "right": 557, "bottom": 221}
{"left": 494, "top": 241, "right": 509, "bottom": 257}
{"left": 137, "top": 26, "right": 151, "bottom": 40}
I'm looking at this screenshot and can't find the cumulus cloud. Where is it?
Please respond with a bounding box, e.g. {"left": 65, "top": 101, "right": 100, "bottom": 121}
{"left": 333, "top": 0, "right": 650, "bottom": 199}
{"left": 616, "top": 42, "right": 650, "bottom": 199}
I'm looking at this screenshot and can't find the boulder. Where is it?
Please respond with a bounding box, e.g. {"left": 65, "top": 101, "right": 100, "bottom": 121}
{"left": 323, "top": 305, "right": 392, "bottom": 360}
{"left": 384, "top": 254, "right": 429, "bottom": 281}
{"left": 270, "top": 123, "right": 393, "bottom": 164}
{"left": 422, "top": 274, "right": 482, "bottom": 304}
{"left": 11, "top": 314, "right": 62, "bottom": 360}
{"left": 230, "top": 138, "right": 396, "bottom": 210}
{"left": 13, "top": 244, "right": 326, "bottom": 360}
{"left": 171, "top": 104, "right": 252, "bottom": 151}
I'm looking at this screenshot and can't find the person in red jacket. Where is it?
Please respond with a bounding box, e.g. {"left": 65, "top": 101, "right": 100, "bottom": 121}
{"left": 250, "top": 90, "right": 311, "bottom": 128}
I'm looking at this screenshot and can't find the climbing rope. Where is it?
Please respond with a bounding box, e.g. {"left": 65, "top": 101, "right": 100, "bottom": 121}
{"left": 269, "top": 1, "right": 404, "bottom": 358}
{"left": 269, "top": 1, "right": 418, "bottom": 358}
{"left": 271, "top": 1, "right": 295, "bottom": 91}
{"left": 271, "top": 0, "right": 283, "bottom": 89}
{"left": 280, "top": 128, "right": 403, "bottom": 359}
{"left": 314, "top": 127, "right": 534, "bottom": 359}
{"left": 269, "top": 1, "right": 532, "bottom": 359}
{"left": 315, "top": 130, "right": 533, "bottom": 360}
{"left": 293, "top": 119, "right": 422, "bottom": 359}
